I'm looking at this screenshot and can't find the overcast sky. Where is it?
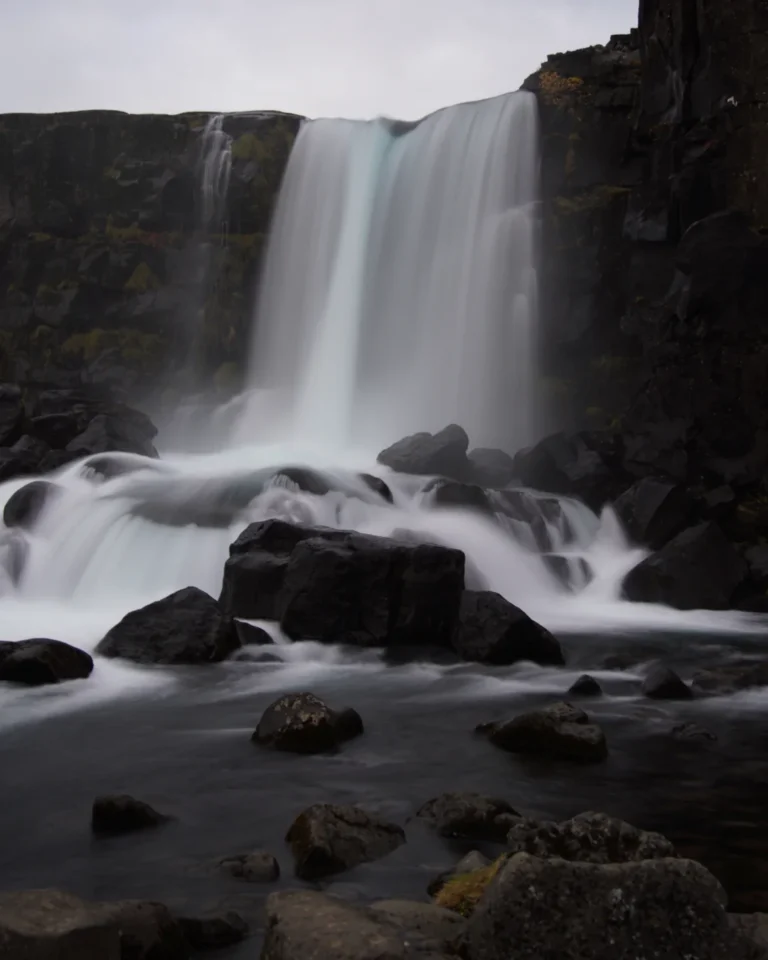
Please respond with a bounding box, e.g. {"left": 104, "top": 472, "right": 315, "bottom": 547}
{"left": 2, "top": 0, "right": 637, "bottom": 120}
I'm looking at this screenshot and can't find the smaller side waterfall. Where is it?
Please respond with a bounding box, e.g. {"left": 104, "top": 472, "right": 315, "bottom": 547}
{"left": 198, "top": 115, "right": 233, "bottom": 234}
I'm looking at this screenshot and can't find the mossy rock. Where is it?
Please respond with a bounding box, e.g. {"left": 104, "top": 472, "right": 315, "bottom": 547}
{"left": 124, "top": 262, "right": 161, "bottom": 293}
{"left": 434, "top": 857, "right": 505, "bottom": 917}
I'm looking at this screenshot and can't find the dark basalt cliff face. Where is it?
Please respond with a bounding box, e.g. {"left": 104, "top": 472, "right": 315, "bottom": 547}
{"left": 525, "top": 0, "right": 768, "bottom": 549}
{"left": 0, "top": 110, "right": 300, "bottom": 398}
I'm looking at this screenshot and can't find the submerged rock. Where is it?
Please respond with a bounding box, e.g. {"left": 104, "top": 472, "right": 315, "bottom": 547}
{"left": 692, "top": 660, "right": 768, "bottom": 696}
{"left": 568, "top": 674, "right": 603, "bottom": 697}
{"left": 463, "top": 854, "right": 758, "bottom": 960}
{"left": 358, "top": 473, "right": 393, "bottom": 503}
{"left": 91, "top": 794, "right": 171, "bottom": 835}
{"left": 452, "top": 590, "right": 564, "bottom": 666}
{"left": 480, "top": 701, "right": 608, "bottom": 763}
{"left": 220, "top": 850, "right": 280, "bottom": 883}
{"left": 3, "top": 480, "right": 60, "bottom": 530}
{"left": 0, "top": 639, "right": 93, "bottom": 686}
{"left": 623, "top": 522, "right": 747, "bottom": 610}
{"left": 641, "top": 664, "right": 693, "bottom": 700}
{"left": 252, "top": 692, "right": 363, "bottom": 754}
{"left": 377, "top": 424, "right": 470, "bottom": 479}
{"left": 177, "top": 911, "right": 248, "bottom": 949}
{"left": 285, "top": 803, "right": 406, "bottom": 880}
{"left": 415, "top": 792, "right": 520, "bottom": 842}
{"left": 96, "top": 586, "right": 239, "bottom": 665}
{"left": 429, "top": 480, "right": 493, "bottom": 515}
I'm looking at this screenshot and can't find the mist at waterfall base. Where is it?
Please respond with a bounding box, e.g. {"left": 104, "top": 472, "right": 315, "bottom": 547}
{"left": 1, "top": 94, "right": 768, "bottom": 935}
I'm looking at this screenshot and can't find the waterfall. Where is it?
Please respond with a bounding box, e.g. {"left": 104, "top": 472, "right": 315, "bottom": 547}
{"left": 198, "top": 114, "right": 233, "bottom": 234}
{"left": 246, "top": 94, "right": 540, "bottom": 453}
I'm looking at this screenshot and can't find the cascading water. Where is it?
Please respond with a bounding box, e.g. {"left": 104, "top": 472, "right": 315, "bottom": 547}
{"left": 198, "top": 114, "right": 232, "bottom": 233}
{"left": 244, "top": 94, "right": 539, "bottom": 452}
{"left": 0, "top": 92, "right": 762, "bottom": 729}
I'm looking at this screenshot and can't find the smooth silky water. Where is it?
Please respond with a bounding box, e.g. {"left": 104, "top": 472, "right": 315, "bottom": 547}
{"left": 1, "top": 93, "right": 767, "bottom": 947}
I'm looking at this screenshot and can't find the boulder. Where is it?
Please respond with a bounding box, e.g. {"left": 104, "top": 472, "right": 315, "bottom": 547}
{"left": 467, "top": 448, "right": 516, "bottom": 488}
{"left": 0, "top": 385, "right": 25, "bottom": 447}
{"left": 429, "top": 480, "right": 493, "bottom": 515}
{"left": 234, "top": 620, "right": 273, "bottom": 646}
{"left": 219, "top": 519, "right": 349, "bottom": 620}
{"left": 622, "top": 522, "right": 747, "bottom": 610}
{"left": 614, "top": 478, "right": 695, "bottom": 549}
{"left": 505, "top": 811, "right": 677, "bottom": 862}
{"left": 279, "top": 533, "right": 465, "bottom": 648}
{"left": 96, "top": 900, "right": 188, "bottom": 959}
{"left": 359, "top": 473, "right": 394, "bottom": 503}
{"left": 253, "top": 693, "right": 363, "bottom": 754}
{"left": 542, "top": 554, "right": 593, "bottom": 590}
{"left": 513, "top": 431, "right": 626, "bottom": 511}
{"left": 495, "top": 490, "right": 569, "bottom": 552}
{"left": 462, "top": 854, "right": 760, "bottom": 960}
{"left": 369, "top": 900, "right": 465, "bottom": 947}
{"left": 96, "top": 587, "right": 239, "bottom": 665}
{"left": 671, "top": 722, "right": 718, "bottom": 743}
{"left": 428, "top": 851, "right": 492, "bottom": 898}
{"left": 260, "top": 890, "right": 430, "bottom": 960}
{"left": 0, "top": 639, "right": 93, "bottom": 686}
{"left": 692, "top": 660, "right": 768, "bottom": 696}
{"left": 0, "top": 531, "right": 28, "bottom": 585}
{"left": 220, "top": 851, "right": 280, "bottom": 882}
{"left": 377, "top": 424, "right": 470, "bottom": 480}
{"left": 452, "top": 590, "right": 564, "bottom": 666}
{"left": 268, "top": 466, "right": 332, "bottom": 495}
{"left": 480, "top": 701, "right": 608, "bottom": 763}
{"left": 641, "top": 664, "right": 693, "bottom": 700}
{"left": 730, "top": 913, "right": 768, "bottom": 952}
{"left": 0, "top": 889, "right": 119, "bottom": 959}
{"left": 176, "top": 912, "right": 248, "bottom": 949}
{"left": 29, "top": 413, "right": 82, "bottom": 449}
{"left": 3, "top": 480, "right": 59, "bottom": 529}
{"left": 568, "top": 674, "right": 603, "bottom": 697}
{"left": 66, "top": 414, "right": 158, "bottom": 459}
{"left": 0, "top": 447, "right": 41, "bottom": 484}
{"left": 285, "top": 804, "right": 406, "bottom": 880}
{"left": 91, "top": 795, "right": 170, "bottom": 835}
{"left": 415, "top": 792, "right": 520, "bottom": 842}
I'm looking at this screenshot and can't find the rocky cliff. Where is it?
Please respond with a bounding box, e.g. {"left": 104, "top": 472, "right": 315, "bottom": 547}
{"left": 0, "top": 110, "right": 300, "bottom": 399}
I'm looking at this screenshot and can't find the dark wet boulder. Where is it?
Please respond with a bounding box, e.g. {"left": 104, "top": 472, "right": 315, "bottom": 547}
{"left": 98, "top": 899, "right": 189, "bottom": 959}
{"left": 3, "top": 480, "right": 60, "bottom": 530}
{"left": 415, "top": 792, "right": 520, "bottom": 842}
{"left": 452, "top": 591, "right": 564, "bottom": 667}
{"left": 268, "top": 465, "right": 332, "bottom": 495}
{"left": 692, "top": 660, "right": 768, "bottom": 696}
{"left": 279, "top": 532, "right": 465, "bottom": 648}
{"left": 359, "top": 473, "right": 393, "bottom": 503}
{"left": 285, "top": 803, "right": 406, "bottom": 879}
{"left": 0, "top": 531, "right": 28, "bottom": 585}
{"left": 513, "top": 431, "right": 627, "bottom": 511}
{"left": 67, "top": 414, "right": 158, "bottom": 459}
{"left": 614, "top": 478, "right": 695, "bottom": 549}
{"left": 568, "top": 674, "right": 603, "bottom": 697}
{"left": 543, "top": 554, "right": 593, "bottom": 590}
{"left": 0, "top": 385, "right": 25, "bottom": 447}
{"left": 462, "top": 854, "right": 758, "bottom": 960}
{"left": 0, "top": 447, "right": 43, "bottom": 484}
{"left": 428, "top": 851, "right": 492, "bottom": 897}
{"left": 505, "top": 811, "right": 677, "bottom": 863}
{"left": 29, "top": 413, "right": 82, "bottom": 449}
{"left": 468, "top": 447, "right": 516, "bottom": 488}
{"left": 261, "top": 890, "right": 426, "bottom": 960}
{"left": 480, "top": 701, "right": 608, "bottom": 763}
{"left": 429, "top": 480, "right": 493, "bottom": 515}
{"left": 234, "top": 620, "right": 273, "bottom": 646}
{"left": 377, "top": 424, "right": 470, "bottom": 480}
{"left": 641, "top": 664, "right": 693, "bottom": 700}
{"left": 495, "top": 489, "right": 569, "bottom": 552}
{"left": 37, "top": 450, "right": 79, "bottom": 474}
{"left": 96, "top": 587, "right": 239, "bottom": 665}
{"left": 177, "top": 912, "right": 248, "bottom": 949}
{"left": 220, "top": 850, "right": 280, "bottom": 882}
{"left": 91, "top": 794, "right": 171, "bottom": 835}
{"left": 0, "top": 639, "right": 93, "bottom": 686}
{"left": 252, "top": 692, "right": 363, "bottom": 754}
{"left": 622, "top": 522, "right": 747, "bottom": 610}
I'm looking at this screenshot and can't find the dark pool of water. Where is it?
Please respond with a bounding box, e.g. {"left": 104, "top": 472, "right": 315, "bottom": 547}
{"left": 1, "top": 630, "right": 768, "bottom": 955}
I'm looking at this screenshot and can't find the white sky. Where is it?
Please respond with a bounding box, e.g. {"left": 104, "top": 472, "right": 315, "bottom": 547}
{"left": 1, "top": 0, "right": 638, "bottom": 119}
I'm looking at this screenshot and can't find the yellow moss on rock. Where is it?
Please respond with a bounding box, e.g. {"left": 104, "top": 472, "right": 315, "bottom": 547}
{"left": 540, "top": 71, "right": 585, "bottom": 107}
{"left": 125, "top": 262, "right": 161, "bottom": 293}
{"left": 61, "top": 327, "right": 164, "bottom": 366}
{"left": 434, "top": 858, "right": 505, "bottom": 917}
{"left": 231, "top": 132, "right": 266, "bottom": 162}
